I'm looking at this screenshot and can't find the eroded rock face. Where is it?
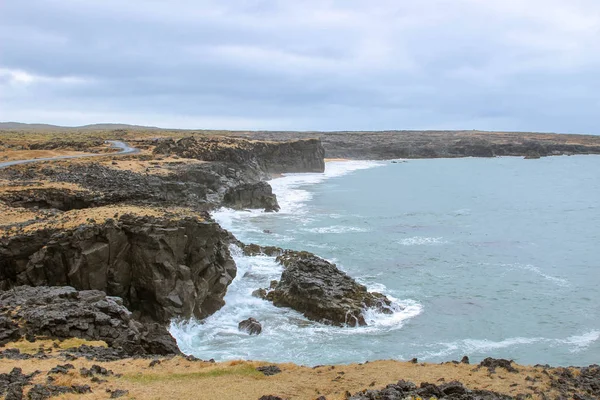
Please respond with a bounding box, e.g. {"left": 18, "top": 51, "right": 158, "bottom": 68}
{"left": 154, "top": 136, "right": 325, "bottom": 174}
{"left": 0, "top": 286, "right": 179, "bottom": 355}
{"left": 0, "top": 214, "right": 236, "bottom": 325}
{"left": 259, "top": 251, "right": 395, "bottom": 327}
{"left": 223, "top": 182, "right": 280, "bottom": 212}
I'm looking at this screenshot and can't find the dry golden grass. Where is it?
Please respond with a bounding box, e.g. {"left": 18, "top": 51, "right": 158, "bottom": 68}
{"left": 0, "top": 203, "right": 205, "bottom": 237}
{"left": 0, "top": 353, "right": 559, "bottom": 400}
{"left": 98, "top": 156, "right": 206, "bottom": 176}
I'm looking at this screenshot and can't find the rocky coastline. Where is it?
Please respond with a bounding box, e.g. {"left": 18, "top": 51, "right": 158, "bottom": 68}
{"left": 1, "top": 130, "right": 599, "bottom": 399}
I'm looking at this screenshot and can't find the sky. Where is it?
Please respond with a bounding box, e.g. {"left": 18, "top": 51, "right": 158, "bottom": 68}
{"left": 1, "top": 0, "right": 599, "bottom": 133}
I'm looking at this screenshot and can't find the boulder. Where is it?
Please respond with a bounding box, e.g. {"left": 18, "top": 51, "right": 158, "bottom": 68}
{"left": 238, "top": 318, "right": 262, "bottom": 335}
{"left": 0, "top": 286, "right": 179, "bottom": 356}
{"left": 223, "top": 182, "right": 280, "bottom": 212}
{"left": 262, "top": 251, "right": 396, "bottom": 326}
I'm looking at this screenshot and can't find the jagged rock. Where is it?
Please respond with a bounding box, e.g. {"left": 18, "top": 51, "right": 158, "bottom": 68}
{"left": 0, "top": 286, "right": 179, "bottom": 356}
{"left": 109, "top": 389, "right": 129, "bottom": 398}
{"left": 256, "top": 365, "right": 282, "bottom": 376}
{"left": 0, "top": 368, "right": 38, "bottom": 399}
{"left": 0, "top": 215, "right": 236, "bottom": 325}
{"left": 223, "top": 182, "right": 280, "bottom": 212}
{"left": 261, "top": 251, "right": 396, "bottom": 326}
{"left": 60, "top": 344, "right": 127, "bottom": 361}
{"left": 479, "top": 357, "right": 519, "bottom": 373}
{"left": 238, "top": 318, "right": 262, "bottom": 335}
{"left": 348, "top": 378, "right": 515, "bottom": 400}
{"left": 27, "top": 384, "right": 92, "bottom": 399}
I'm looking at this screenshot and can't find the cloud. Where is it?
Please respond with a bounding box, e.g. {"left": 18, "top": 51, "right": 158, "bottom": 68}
{"left": 0, "top": 0, "right": 599, "bottom": 133}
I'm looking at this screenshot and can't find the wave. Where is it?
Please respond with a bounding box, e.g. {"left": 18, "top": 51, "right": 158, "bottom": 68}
{"left": 398, "top": 236, "right": 448, "bottom": 246}
{"left": 417, "top": 330, "right": 600, "bottom": 360}
{"left": 211, "top": 160, "right": 383, "bottom": 241}
{"left": 170, "top": 245, "right": 422, "bottom": 363}
{"left": 269, "top": 160, "right": 385, "bottom": 215}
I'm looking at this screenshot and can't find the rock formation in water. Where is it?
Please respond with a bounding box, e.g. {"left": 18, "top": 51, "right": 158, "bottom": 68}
{"left": 257, "top": 250, "right": 395, "bottom": 326}
{"left": 238, "top": 317, "right": 262, "bottom": 335}
{"left": 223, "top": 182, "right": 280, "bottom": 212}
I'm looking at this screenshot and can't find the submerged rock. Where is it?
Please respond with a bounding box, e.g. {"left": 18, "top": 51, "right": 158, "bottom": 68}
{"left": 261, "top": 251, "right": 396, "bottom": 326}
{"left": 238, "top": 318, "right": 262, "bottom": 335}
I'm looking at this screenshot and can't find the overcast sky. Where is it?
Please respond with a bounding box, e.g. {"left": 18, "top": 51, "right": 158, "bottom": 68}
{"left": 1, "top": 1, "right": 599, "bottom": 133}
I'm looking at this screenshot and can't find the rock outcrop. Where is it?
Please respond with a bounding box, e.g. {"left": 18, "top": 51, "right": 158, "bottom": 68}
{"left": 0, "top": 286, "right": 179, "bottom": 355}
{"left": 223, "top": 182, "right": 280, "bottom": 212}
{"left": 349, "top": 379, "right": 514, "bottom": 400}
{"left": 0, "top": 214, "right": 236, "bottom": 324}
{"left": 154, "top": 136, "right": 325, "bottom": 173}
{"left": 257, "top": 250, "right": 396, "bottom": 326}
{"left": 238, "top": 318, "right": 262, "bottom": 335}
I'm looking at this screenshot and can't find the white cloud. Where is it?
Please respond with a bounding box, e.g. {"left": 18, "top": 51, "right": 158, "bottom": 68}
{"left": 0, "top": 0, "right": 599, "bottom": 132}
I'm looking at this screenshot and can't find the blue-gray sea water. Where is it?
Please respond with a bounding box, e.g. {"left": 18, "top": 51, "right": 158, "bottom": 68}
{"left": 171, "top": 156, "right": 600, "bottom": 366}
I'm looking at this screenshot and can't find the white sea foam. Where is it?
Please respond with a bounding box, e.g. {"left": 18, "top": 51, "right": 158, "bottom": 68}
{"left": 170, "top": 245, "right": 423, "bottom": 363}
{"left": 416, "top": 331, "right": 600, "bottom": 360}
{"left": 269, "top": 160, "right": 385, "bottom": 215}
{"left": 398, "top": 236, "right": 448, "bottom": 246}
{"left": 304, "top": 225, "right": 370, "bottom": 234}
{"left": 211, "top": 160, "right": 384, "bottom": 241}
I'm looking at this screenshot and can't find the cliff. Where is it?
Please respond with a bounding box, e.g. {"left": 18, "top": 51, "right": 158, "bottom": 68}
{"left": 0, "top": 214, "right": 236, "bottom": 324}
{"left": 223, "top": 130, "right": 600, "bottom": 159}
{"left": 154, "top": 136, "right": 325, "bottom": 173}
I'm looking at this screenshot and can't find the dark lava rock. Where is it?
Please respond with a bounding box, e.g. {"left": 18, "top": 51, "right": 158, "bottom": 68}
{"left": 258, "top": 396, "right": 286, "bottom": 400}
{"left": 60, "top": 344, "right": 127, "bottom": 362}
{"left": 0, "top": 348, "right": 33, "bottom": 360}
{"left": 348, "top": 378, "right": 515, "bottom": 399}
{"left": 149, "top": 359, "right": 161, "bottom": 367}
{"left": 0, "top": 286, "right": 179, "bottom": 356}
{"left": 109, "top": 389, "right": 129, "bottom": 398}
{"left": 0, "top": 368, "right": 38, "bottom": 398}
{"left": 27, "top": 384, "right": 91, "bottom": 399}
{"left": 0, "top": 215, "right": 236, "bottom": 326}
{"left": 238, "top": 318, "right": 262, "bottom": 335}
{"left": 261, "top": 250, "right": 396, "bottom": 326}
{"left": 461, "top": 355, "right": 470, "bottom": 364}
{"left": 154, "top": 136, "right": 325, "bottom": 174}
{"left": 223, "top": 182, "right": 280, "bottom": 212}
{"left": 479, "top": 357, "right": 519, "bottom": 373}
{"left": 256, "top": 365, "right": 282, "bottom": 376}
{"left": 47, "top": 364, "right": 74, "bottom": 375}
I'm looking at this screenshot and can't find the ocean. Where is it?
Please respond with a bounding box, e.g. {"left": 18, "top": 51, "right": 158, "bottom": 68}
{"left": 171, "top": 156, "right": 600, "bottom": 366}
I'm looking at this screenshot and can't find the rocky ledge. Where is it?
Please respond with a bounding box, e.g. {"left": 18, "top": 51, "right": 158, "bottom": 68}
{"left": 0, "top": 286, "right": 178, "bottom": 356}
{"left": 250, "top": 247, "right": 396, "bottom": 326}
